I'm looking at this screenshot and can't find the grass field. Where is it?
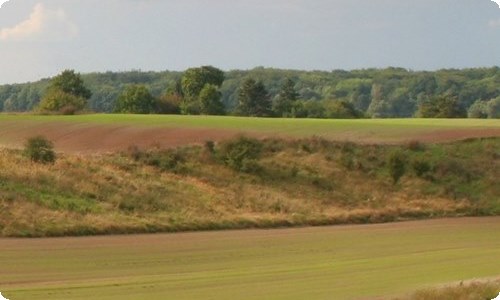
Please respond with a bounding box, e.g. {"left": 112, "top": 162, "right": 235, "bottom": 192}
{"left": 1, "top": 217, "right": 499, "bottom": 300}
{"left": 0, "top": 114, "right": 499, "bottom": 152}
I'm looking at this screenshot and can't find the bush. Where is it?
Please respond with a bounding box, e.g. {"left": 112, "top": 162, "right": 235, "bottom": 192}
{"left": 217, "top": 136, "right": 263, "bottom": 172}
{"left": 406, "top": 140, "right": 425, "bottom": 152}
{"left": 24, "top": 136, "right": 56, "bottom": 164}
{"left": 387, "top": 149, "right": 407, "bottom": 184}
{"left": 37, "top": 90, "right": 87, "bottom": 115}
{"left": 411, "top": 157, "right": 432, "bottom": 178}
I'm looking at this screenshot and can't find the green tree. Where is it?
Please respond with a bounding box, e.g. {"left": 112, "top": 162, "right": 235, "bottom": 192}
{"left": 181, "top": 66, "right": 224, "bottom": 98}
{"left": 273, "top": 78, "right": 299, "bottom": 117}
{"left": 114, "top": 84, "right": 155, "bottom": 114}
{"left": 47, "top": 70, "right": 92, "bottom": 99}
{"left": 156, "top": 93, "right": 182, "bottom": 114}
{"left": 467, "top": 100, "right": 488, "bottom": 118}
{"left": 37, "top": 70, "right": 91, "bottom": 114}
{"left": 37, "top": 90, "right": 87, "bottom": 115}
{"left": 486, "top": 97, "right": 500, "bottom": 118}
{"left": 237, "top": 78, "right": 272, "bottom": 117}
{"left": 199, "top": 84, "right": 225, "bottom": 115}
{"left": 418, "top": 95, "right": 466, "bottom": 118}
{"left": 324, "top": 100, "right": 362, "bottom": 119}
{"left": 180, "top": 66, "right": 225, "bottom": 115}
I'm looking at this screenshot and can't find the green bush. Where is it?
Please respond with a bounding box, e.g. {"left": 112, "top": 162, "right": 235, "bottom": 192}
{"left": 411, "top": 157, "right": 432, "bottom": 178}
{"left": 24, "top": 136, "right": 56, "bottom": 164}
{"left": 217, "top": 136, "right": 263, "bottom": 172}
{"left": 37, "top": 90, "right": 87, "bottom": 115}
{"left": 387, "top": 149, "right": 407, "bottom": 184}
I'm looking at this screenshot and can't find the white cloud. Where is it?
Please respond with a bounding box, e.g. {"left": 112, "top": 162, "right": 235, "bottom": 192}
{"left": 0, "top": 0, "right": 10, "bottom": 9}
{"left": 0, "top": 3, "right": 78, "bottom": 41}
{"left": 491, "top": 0, "right": 500, "bottom": 9}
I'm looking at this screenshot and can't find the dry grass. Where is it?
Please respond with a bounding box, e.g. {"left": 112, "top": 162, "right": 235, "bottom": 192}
{"left": 0, "top": 137, "right": 498, "bottom": 237}
{"left": 394, "top": 278, "right": 500, "bottom": 300}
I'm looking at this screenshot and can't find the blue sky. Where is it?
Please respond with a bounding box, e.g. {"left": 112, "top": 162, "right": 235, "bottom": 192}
{"left": 0, "top": 0, "right": 499, "bottom": 84}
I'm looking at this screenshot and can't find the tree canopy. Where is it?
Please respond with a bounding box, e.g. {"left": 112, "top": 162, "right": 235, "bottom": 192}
{"left": 199, "top": 84, "right": 225, "bottom": 115}
{"left": 47, "top": 70, "right": 92, "bottom": 99}
{"left": 181, "top": 66, "right": 224, "bottom": 98}
{"left": 273, "top": 78, "right": 299, "bottom": 117}
{"left": 37, "top": 70, "right": 91, "bottom": 114}
{"left": 237, "top": 78, "right": 272, "bottom": 117}
{"left": 114, "top": 84, "right": 155, "bottom": 114}
{"left": 1, "top": 66, "right": 499, "bottom": 119}
{"left": 418, "top": 95, "right": 466, "bottom": 118}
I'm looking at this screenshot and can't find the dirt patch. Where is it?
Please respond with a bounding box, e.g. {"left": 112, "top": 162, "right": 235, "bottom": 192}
{"left": 0, "top": 122, "right": 245, "bottom": 154}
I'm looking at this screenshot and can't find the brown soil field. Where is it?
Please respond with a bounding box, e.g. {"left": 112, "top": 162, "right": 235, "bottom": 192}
{"left": 0, "top": 122, "right": 238, "bottom": 153}
{"left": 0, "top": 119, "right": 499, "bottom": 153}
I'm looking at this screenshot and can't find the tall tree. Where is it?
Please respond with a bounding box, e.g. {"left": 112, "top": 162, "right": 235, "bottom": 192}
{"left": 199, "top": 84, "right": 225, "bottom": 115}
{"left": 273, "top": 78, "right": 299, "bottom": 117}
{"left": 47, "top": 70, "right": 92, "bottom": 99}
{"left": 181, "top": 66, "right": 224, "bottom": 99}
{"left": 237, "top": 78, "right": 272, "bottom": 117}
{"left": 114, "top": 84, "right": 155, "bottom": 114}
{"left": 180, "top": 66, "right": 225, "bottom": 114}
{"left": 486, "top": 97, "right": 500, "bottom": 118}
{"left": 37, "top": 70, "right": 91, "bottom": 114}
{"left": 417, "top": 95, "right": 466, "bottom": 118}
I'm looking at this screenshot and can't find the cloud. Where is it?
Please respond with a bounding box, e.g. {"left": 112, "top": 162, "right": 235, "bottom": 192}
{"left": 0, "top": 0, "right": 10, "bottom": 9}
{"left": 0, "top": 3, "right": 78, "bottom": 41}
{"left": 491, "top": 0, "right": 500, "bottom": 9}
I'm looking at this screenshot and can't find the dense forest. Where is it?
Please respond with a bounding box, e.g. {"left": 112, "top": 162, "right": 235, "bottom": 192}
{"left": 0, "top": 67, "right": 499, "bottom": 118}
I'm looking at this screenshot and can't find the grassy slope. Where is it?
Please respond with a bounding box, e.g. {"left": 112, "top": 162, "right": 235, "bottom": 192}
{"left": 0, "top": 136, "right": 498, "bottom": 237}
{"left": 1, "top": 218, "right": 499, "bottom": 300}
{"left": 394, "top": 279, "right": 500, "bottom": 300}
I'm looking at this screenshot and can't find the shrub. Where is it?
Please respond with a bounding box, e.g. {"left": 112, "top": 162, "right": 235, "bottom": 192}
{"left": 37, "top": 90, "right": 87, "bottom": 115}
{"left": 387, "top": 149, "right": 407, "bottom": 184}
{"left": 406, "top": 140, "right": 425, "bottom": 152}
{"left": 411, "top": 157, "right": 432, "bottom": 178}
{"left": 24, "top": 136, "right": 56, "bottom": 164}
{"left": 217, "top": 136, "right": 263, "bottom": 172}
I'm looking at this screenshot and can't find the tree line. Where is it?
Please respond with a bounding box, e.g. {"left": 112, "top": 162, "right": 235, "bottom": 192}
{"left": 0, "top": 66, "right": 499, "bottom": 118}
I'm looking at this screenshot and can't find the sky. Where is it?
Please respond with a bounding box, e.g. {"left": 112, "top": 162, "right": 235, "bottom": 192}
{"left": 0, "top": 0, "right": 499, "bottom": 84}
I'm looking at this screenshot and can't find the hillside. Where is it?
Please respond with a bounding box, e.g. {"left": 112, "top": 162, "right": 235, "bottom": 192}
{"left": 0, "top": 67, "right": 499, "bottom": 118}
{"left": 1, "top": 135, "right": 498, "bottom": 237}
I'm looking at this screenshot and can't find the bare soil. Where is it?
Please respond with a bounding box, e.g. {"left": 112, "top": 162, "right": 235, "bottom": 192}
{"left": 0, "top": 120, "right": 499, "bottom": 153}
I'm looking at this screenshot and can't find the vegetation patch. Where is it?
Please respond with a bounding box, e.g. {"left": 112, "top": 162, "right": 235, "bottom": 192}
{"left": 394, "top": 279, "right": 500, "bottom": 300}
{"left": 0, "top": 136, "right": 498, "bottom": 237}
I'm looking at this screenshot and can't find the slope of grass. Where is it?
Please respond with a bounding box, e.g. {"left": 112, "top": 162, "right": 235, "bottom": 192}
{"left": 0, "top": 137, "right": 498, "bottom": 237}
{"left": 1, "top": 218, "right": 499, "bottom": 300}
{"left": 394, "top": 279, "right": 500, "bottom": 300}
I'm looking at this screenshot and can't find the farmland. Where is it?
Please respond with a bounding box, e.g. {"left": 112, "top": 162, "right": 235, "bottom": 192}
{"left": 0, "top": 114, "right": 499, "bottom": 153}
{"left": 0, "top": 217, "right": 499, "bottom": 300}
{"left": 0, "top": 115, "right": 499, "bottom": 299}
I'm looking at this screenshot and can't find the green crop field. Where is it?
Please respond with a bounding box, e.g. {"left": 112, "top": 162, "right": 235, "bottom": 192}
{"left": 1, "top": 217, "right": 499, "bottom": 300}
{"left": 1, "top": 114, "right": 499, "bottom": 132}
